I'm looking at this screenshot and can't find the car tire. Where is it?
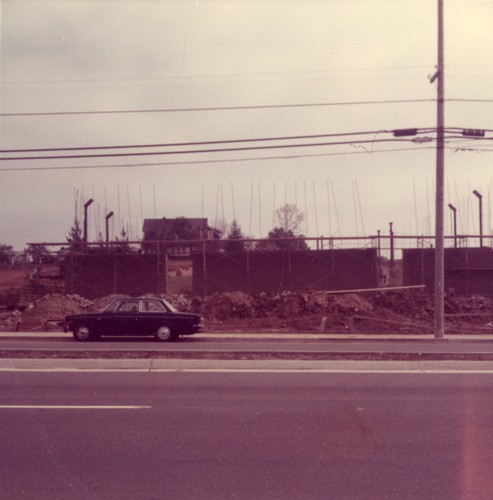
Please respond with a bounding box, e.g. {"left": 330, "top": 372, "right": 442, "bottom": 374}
{"left": 155, "top": 325, "right": 176, "bottom": 342}
{"left": 73, "top": 323, "right": 93, "bottom": 341}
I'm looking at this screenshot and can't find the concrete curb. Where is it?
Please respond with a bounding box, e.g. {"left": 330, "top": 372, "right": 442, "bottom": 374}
{"left": 3, "top": 357, "right": 493, "bottom": 372}
{"left": 3, "top": 331, "right": 493, "bottom": 342}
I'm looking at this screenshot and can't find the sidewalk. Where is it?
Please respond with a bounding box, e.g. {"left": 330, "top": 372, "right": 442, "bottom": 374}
{"left": 3, "top": 331, "right": 493, "bottom": 342}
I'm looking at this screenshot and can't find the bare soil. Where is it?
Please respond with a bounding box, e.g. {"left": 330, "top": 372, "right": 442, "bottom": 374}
{"left": 1, "top": 287, "right": 492, "bottom": 335}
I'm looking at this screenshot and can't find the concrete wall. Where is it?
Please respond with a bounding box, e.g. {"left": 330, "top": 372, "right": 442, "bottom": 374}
{"left": 192, "top": 249, "right": 379, "bottom": 296}
{"left": 403, "top": 247, "right": 493, "bottom": 295}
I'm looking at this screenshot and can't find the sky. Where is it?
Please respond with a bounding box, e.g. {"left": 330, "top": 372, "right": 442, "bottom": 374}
{"left": 1, "top": 0, "right": 493, "bottom": 250}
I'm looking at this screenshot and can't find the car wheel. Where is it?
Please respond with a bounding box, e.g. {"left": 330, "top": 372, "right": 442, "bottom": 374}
{"left": 73, "top": 323, "right": 93, "bottom": 341}
{"left": 155, "top": 325, "right": 176, "bottom": 342}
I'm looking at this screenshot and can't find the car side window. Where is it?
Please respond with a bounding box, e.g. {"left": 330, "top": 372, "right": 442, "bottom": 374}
{"left": 143, "top": 300, "right": 166, "bottom": 313}
{"left": 105, "top": 302, "right": 119, "bottom": 313}
{"left": 117, "top": 301, "right": 140, "bottom": 313}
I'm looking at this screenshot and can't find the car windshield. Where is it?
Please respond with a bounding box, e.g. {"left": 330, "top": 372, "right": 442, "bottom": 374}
{"left": 161, "top": 298, "right": 178, "bottom": 312}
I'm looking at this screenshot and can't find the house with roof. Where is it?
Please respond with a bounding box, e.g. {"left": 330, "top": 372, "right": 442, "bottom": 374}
{"left": 142, "top": 217, "right": 221, "bottom": 257}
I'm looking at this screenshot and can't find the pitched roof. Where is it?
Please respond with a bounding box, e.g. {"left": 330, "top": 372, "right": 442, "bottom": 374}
{"left": 142, "top": 218, "right": 220, "bottom": 240}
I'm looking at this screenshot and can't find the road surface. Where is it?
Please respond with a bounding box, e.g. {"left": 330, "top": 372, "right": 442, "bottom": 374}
{"left": 2, "top": 368, "right": 493, "bottom": 499}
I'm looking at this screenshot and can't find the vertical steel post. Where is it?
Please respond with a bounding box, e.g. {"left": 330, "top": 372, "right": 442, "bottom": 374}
{"left": 448, "top": 204, "right": 457, "bottom": 248}
{"left": 473, "top": 190, "right": 483, "bottom": 247}
{"left": 83, "top": 198, "right": 94, "bottom": 250}
{"left": 202, "top": 241, "right": 207, "bottom": 297}
{"left": 246, "top": 250, "right": 250, "bottom": 294}
{"left": 389, "top": 222, "right": 394, "bottom": 285}
{"left": 105, "top": 211, "right": 114, "bottom": 246}
{"left": 164, "top": 246, "right": 168, "bottom": 295}
{"left": 157, "top": 241, "right": 161, "bottom": 294}
{"left": 113, "top": 253, "right": 117, "bottom": 294}
{"left": 377, "top": 230, "right": 381, "bottom": 283}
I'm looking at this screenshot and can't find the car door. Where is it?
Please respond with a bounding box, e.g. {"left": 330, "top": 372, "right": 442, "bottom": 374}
{"left": 100, "top": 300, "right": 140, "bottom": 335}
{"left": 138, "top": 299, "right": 168, "bottom": 335}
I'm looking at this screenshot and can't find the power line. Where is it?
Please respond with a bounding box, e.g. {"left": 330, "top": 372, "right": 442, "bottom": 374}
{"left": 0, "top": 145, "right": 436, "bottom": 172}
{"left": 0, "top": 129, "right": 395, "bottom": 153}
{"left": 449, "top": 98, "right": 493, "bottom": 104}
{"left": 0, "top": 130, "right": 481, "bottom": 162}
{"left": 0, "top": 137, "right": 417, "bottom": 162}
{"left": 0, "top": 66, "right": 434, "bottom": 88}
{"left": 0, "top": 126, "right": 486, "bottom": 156}
{"left": 1, "top": 98, "right": 491, "bottom": 118}
{"left": 0, "top": 128, "right": 483, "bottom": 163}
{"left": 1, "top": 140, "right": 487, "bottom": 173}
{"left": 0, "top": 99, "right": 437, "bottom": 117}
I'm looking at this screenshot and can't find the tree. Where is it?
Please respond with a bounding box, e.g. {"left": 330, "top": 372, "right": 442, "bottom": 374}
{"left": 115, "top": 227, "right": 131, "bottom": 253}
{"left": 261, "top": 227, "right": 309, "bottom": 251}
{"left": 28, "top": 244, "right": 53, "bottom": 264}
{"left": 88, "top": 231, "right": 106, "bottom": 253}
{"left": 66, "top": 218, "right": 83, "bottom": 249}
{"left": 0, "top": 244, "right": 14, "bottom": 265}
{"left": 275, "top": 203, "right": 305, "bottom": 235}
{"left": 225, "top": 220, "right": 245, "bottom": 251}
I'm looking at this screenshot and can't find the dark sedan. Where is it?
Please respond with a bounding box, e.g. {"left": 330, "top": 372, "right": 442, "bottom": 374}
{"left": 61, "top": 297, "right": 202, "bottom": 342}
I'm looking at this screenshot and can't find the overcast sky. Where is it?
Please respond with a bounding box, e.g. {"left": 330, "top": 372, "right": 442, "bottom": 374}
{"left": 1, "top": 0, "right": 493, "bottom": 250}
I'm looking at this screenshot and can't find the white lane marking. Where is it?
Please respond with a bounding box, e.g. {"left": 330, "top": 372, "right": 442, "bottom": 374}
{"left": 3, "top": 368, "right": 493, "bottom": 374}
{"left": 0, "top": 405, "right": 151, "bottom": 409}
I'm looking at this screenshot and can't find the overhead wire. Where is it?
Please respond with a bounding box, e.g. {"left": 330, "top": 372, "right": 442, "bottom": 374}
{"left": 0, "top": 128, "right": 485, "bottom": 163}
{"left": 0, "top": 145, "right": 437, "bottom": 172}
{"left": 3, "top": 126, "right": 486, "bottom": 156}
{"left": 0, "top": 137, "right": 423, "bottom": 162}
{"left": 0, "top": 99, "right": 437, "bottom": 117}
{"left": 0, "top": 129, "right": 396, "bottom": 154}
{"left": 4, "top": 139, "right": 491, "bottom": 172}
{"left": 0, "top": 98, "right": 491, "bottom": 118}
{"left": 0, "top": 130, "right": 488, "bottom": 167}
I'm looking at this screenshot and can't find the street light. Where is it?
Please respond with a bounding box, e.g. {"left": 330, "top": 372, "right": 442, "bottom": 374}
{"left": 83, "top": 198, "right": 94, "bottom": 245}
{"left": 472, "top": 190, "right": 483, "bottom": 248}
{"left": 448, "top": 203, "right": 457, "bottom": 248}
{"left": 105, "top": 211, "right": 114, "bottom": 245}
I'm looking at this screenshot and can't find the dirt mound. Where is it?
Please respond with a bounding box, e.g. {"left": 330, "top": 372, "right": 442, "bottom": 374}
{"left": 7, "top": 294, "right": 96, "bottom": 331}
{"left": 372, "top": 289, "right": 434, "bottom": 321}
{"left": 332, "top": 293, "right": 374, "bottom": 314}
{"left": 2, "top": 288, "right": 493, "bottom": 333}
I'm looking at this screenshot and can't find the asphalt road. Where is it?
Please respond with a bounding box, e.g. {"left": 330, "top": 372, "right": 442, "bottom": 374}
{"left": 2, "top": 369, "right": 493, "bottom": 499}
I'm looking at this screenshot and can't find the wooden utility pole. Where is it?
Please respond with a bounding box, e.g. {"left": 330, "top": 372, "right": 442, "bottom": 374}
{"left": 434, "top": 0, "right": 445, "bottom": 338}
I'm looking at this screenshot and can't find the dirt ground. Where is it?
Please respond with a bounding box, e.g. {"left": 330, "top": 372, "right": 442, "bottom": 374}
{"left": 1, "top": 287, "right": 493, "bottom": 335}
{"left": 0, "top": 267, "right": 28, "bottom": 306}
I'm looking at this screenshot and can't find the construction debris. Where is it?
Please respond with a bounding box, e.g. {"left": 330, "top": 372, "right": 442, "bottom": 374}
{"left": 0, "top": 288, "right": 492, "bottom": 333}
